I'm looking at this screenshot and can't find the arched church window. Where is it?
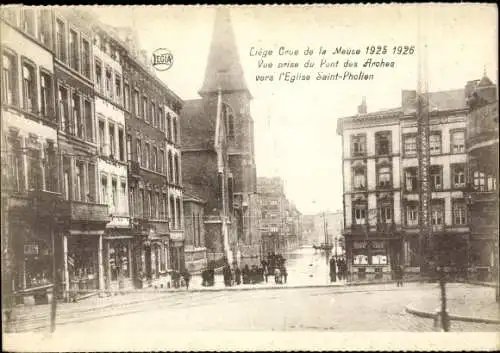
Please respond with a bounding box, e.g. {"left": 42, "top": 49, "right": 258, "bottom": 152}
{"left": 222, "top": 103, "right": 235, "bottom": 138}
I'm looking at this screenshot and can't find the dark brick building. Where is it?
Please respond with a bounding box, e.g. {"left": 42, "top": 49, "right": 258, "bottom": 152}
{"left": 120, "top": 36, "right": 184, "bottom": 287}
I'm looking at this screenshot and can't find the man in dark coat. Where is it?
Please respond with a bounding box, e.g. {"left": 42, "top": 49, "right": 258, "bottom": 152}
{"left": 235, "top": 266, "right": 241, "bottom": 285}
{"left": 182, "top": 270, "right": 191, "bottom": 290}
{"left": 223, "top": 264, "right": 232, "bottom": 287}
{"left": 329, "top": 257, "right": 337, "bottom": 283}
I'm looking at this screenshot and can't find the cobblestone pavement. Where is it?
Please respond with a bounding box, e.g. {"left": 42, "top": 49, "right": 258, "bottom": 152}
{"left": 409, "top": 283, "right": 500, "bottom": 320}
{"left": 5, "top": 282, "right": 499, "bottom": 335}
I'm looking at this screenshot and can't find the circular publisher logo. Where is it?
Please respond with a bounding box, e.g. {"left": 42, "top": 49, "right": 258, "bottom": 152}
{"left": 151, "top": 48, "right": 173, "bottom": 71}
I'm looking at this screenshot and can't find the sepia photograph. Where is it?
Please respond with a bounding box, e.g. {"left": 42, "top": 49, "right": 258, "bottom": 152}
{"left": 1, "top": 4, "right": 498, "bottom": 352}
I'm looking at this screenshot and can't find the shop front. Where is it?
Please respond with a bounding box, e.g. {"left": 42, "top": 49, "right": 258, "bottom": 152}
{"left": 349, "top": 238, "right": 393, "bottom": 281}
{"left": 104, "top": 236, "right": 134, "bottom": 292}
{"left": 58, "top": 200, "right": 109, "bottom": 301}
{"left": 66, "top": 234, "right": 101, "bottom": 300}
{"left": 10, "top": 220, "right": 54, "bottom": 305}
{"left": 7, "top": 192, "right": 61, "bottom": 306}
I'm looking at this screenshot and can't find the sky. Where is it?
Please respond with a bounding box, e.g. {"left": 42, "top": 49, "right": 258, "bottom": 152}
{"left": 93, "top": 4, "right": 498, "bottom": 215}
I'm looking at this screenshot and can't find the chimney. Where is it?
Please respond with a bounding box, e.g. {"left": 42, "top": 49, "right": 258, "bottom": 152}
{"left": 357, "top": 96, "right": 367, "bottom": 114}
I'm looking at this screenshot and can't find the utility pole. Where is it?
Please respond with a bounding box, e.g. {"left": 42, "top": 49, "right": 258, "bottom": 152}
{"left": 416, "top": 6, "right": 432, "bottom": 280}
{"left": 416, "top": 6, "right": 449, "bottom": 331}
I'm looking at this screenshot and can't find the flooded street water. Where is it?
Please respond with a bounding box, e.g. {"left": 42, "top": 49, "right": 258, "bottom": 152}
{"left": 284, "top": 246, "right": 346, "bottom": 286}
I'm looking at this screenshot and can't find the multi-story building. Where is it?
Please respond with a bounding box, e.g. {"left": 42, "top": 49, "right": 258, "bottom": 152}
{"left": 52, "top": 8, "right": 111, "bottom": 300}
{"left": 257, "top": 177, "right": 288, "bottom": 255}
{"left": 181, "top": 8, "right": 258, "bottom": 267}
{"left": 1, "top": 7, "right": 62, "bottom": 304}
{"left": 464, "top": 76, "right": 498, "bottom": 285}
{"left": 91, "top": 24, "right": 133, "bottom": 291}
{"left": 337, "top": 79, "right": 493, "bottom": 281}
{"left": 1, "top": 7, "right": 186, "bottom": 303}
{"left": 115, "top": 28, "right": 184, "bottom": 288}
{"left": 337, "top": 99, "right": 402, "bottom": 281}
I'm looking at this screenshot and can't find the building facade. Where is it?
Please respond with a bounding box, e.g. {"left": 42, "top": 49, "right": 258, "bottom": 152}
{"left": 119, "top": 34, "right": 184, "bottom": 287}
{"left": 1, "top": 7, "right": 185, "bottom": 304}
{"left": 464, "top": 76, "right": 498, "bottom": 284}
{"left": 181, "top": 8, "right": 258, "bottom": 267}
{"left": 257, "top": 177, "right": 288, "bottom": 255}
{"left": 337, "top": 82, "right": 487, "bottom": 280}
{"left": 2, "top": 7, "right": 63, "bottom": 304}
{"left": 183, "top": 192, "right": 208, "bottom": 273}
{"left": 53, "top": 8, "right": 111, "bottom": 300}
{"left": 89, "top": 24, "right": 138, "bottom": 292}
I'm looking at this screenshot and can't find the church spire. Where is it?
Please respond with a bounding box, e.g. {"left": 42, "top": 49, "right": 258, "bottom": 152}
{"left": 199, "top": 7, "right": 250, "bottom": 96}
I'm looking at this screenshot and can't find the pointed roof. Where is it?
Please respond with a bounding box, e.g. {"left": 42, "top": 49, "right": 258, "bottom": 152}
{"left": 478, "top": 75, "right": 494, "bottom": 87}
{"left": 199, "top": 7, "right": 250, "bottom": 96}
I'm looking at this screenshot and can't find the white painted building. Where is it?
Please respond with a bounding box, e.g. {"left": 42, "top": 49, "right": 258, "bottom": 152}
{"left": 92, "top": 29, "right": 132, "bottom": 290}
{"left": 164, "top": 102, "right": 185, "bottom": 271}
{"left": 337, "top": 88, "right": 470, "bottom": 281}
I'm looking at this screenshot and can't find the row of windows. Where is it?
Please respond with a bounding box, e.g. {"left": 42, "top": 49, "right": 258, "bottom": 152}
{"left": 98, "top": 119, "right": 125, "bottom": 161}
{"left": 352, "top": 165, "right": 392, "bottom": 190}
{"left": 2, "top": 50, "right": 56, "bottom": 121}
{"left": 4, "top": 132, "right": 57, "bottom": 194}
{"left": 3, "top": 8, "right": 54, "bottom": 50}
{"left": 129, "top": 85, "right": 180, "bottom": 143}
{"left": 58, "top": 84, "right": 94, "bottom": 142}
{"left": 100, "top": 174, "right": 127, "bottom": 215}
{"left": 133, "top": 138, "right": 181, "bottom": 185}
{"left": 129, "top": 187, "right": 183, "bottom": 230}
{"left": 403, "top": 130, "right": 465, "bottom": 157}
{"left": 351, "top": 163, "right": 471, "bottom": 192}
{"left": 2, "top": 8, "right": 183, "bottom": 116}
{"left": 349, "top": 130, "right": 465, "bottom": 158}
{"left": 351, "top": 131, "right": 392, "bottom": 157}
{"left": 55, "top": 16, "right": 92, "bottom": 79}
{"left": 351, "top": 200, "right": 468, "bottom": 227}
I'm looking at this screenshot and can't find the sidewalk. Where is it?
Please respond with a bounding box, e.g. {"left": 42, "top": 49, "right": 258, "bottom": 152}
{"left": 406, "top": 283, "right": 500, "bottom": 324}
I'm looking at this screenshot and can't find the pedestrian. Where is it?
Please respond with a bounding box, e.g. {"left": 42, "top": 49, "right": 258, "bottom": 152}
{"left": 235, "top": 266, "right": 241, "bottom": 285}
{"left": 281, "top": 265, "right": 288, "bottom": 284}
{"left": 223, "top": 263, "right": 231, "bottom": 287}
{"left": 242, "top": 264, "right": 250, "bottom": 284}
{"left": 337, "top": 258, "right": 344, "bottom": 281}
{"left": 274, "top": 267, "right": 282, "bottom": 284}
{"left": 395, "top": 264, "right": 403, "bottom": 287}
{"left": 329, "top": 257, "right": 337, "bottom": 283}
{"left": 182, "top": 270, "right": 191, "bottom": 291}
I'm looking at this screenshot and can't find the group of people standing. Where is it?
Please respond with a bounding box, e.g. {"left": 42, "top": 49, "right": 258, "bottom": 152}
{"left": 219, "top": 253, "right": 289, "bottom": 287}
{"left": 329, "top": 256, "right": 347, "bottom": 282}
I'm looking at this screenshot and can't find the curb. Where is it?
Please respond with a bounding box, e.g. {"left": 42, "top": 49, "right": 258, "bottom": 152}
{"left": 456, "top": 280, "right": 497, "bottom": 288}
{"left": 405, "top": 304, "right": 500, "bottom": 325}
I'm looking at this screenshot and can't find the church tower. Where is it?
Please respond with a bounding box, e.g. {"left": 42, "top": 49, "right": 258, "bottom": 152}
{"left": 201, "top": 7, "right": 259, "bottom": 253}
{"left": 199, "top": 7, "right": 257, "bottom": 197}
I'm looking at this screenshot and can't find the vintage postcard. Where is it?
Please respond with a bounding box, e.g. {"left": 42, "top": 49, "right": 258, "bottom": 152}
{"left": 1, "top": 4, "right": 498, "bottom": 352}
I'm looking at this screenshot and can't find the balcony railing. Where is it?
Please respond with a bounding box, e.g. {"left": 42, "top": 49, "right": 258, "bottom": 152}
{"left": 58, "top": 200, "right": 109, "bottom": 223}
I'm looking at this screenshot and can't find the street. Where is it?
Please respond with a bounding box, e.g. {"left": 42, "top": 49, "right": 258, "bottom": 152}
{"left": 4, "top": 283, "right": 499, "bottom": 351}
{"left": 187, "top": 246, "right": 344, "bottom": 290}
{"left": 4, "top": 246, "right": 499, "bottom": 351}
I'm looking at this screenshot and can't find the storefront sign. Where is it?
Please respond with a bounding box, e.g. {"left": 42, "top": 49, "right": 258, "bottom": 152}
{"left": 372, "top": 241, "right": 385, "bottom": 249}
{"left": 24, "top": 243, "right": 39, "bottom": 255}
{"left": 353, "top": 241, "right": 367, "bottom": 249}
